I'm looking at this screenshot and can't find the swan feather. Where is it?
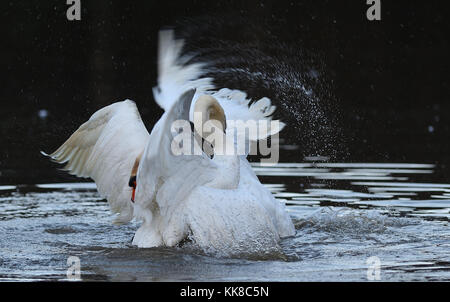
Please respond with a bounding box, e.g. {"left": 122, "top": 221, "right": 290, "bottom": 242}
{"left": 43, "top": 100, "right": 150, "bottom": 224}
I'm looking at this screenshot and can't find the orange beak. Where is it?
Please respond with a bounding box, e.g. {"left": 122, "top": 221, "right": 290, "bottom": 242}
{"left": 131, "top": 181, "right": 136, "bottom": 203}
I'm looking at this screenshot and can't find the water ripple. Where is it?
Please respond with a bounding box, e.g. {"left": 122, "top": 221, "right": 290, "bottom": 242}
{"left": 0, "top": 160, "right": 449, "bottom": 281}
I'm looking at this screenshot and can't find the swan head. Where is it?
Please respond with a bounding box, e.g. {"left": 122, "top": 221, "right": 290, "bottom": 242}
{"left": 193, "top": 95, "right": 227, "bottom": 138}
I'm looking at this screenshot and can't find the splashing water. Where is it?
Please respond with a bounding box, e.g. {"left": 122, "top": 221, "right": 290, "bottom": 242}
{"left": 174, "top": 16, "right": 346, "bottom": 159}
{"left": 1, "top": 158, "right": 449, "bottom": 281}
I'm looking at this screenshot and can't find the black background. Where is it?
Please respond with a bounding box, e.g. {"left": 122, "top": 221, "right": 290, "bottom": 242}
{"left": 1, "top": 0, "right": 449, "bottom": 184}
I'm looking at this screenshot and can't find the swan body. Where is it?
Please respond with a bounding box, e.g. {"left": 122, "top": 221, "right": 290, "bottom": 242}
{"left": 45, "top": 30, "right": 295, "bottom": 256}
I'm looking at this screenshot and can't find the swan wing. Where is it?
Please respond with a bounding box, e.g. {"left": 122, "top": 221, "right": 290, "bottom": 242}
{"left": 153, "top": 30, "right": 214, "bottom": 111}
{"left": 212, "top": 88, "right": 285, "bottom": 141}
{"left": 135, "top": 89, "right": 217, "bottom": 223}
{"left": 154, "top": 30, "right": 284, "bottom": 144}
{"left": 43, "top": 100, "right": 150, "bottom": 224}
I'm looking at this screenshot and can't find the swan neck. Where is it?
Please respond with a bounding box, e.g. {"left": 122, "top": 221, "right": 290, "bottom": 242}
{"left": 194, "top": 95, "right": 226, "bottom": 138}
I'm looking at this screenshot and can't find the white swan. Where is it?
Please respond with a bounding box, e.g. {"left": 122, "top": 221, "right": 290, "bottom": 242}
{"left": 44, "top": 30, "right": 295, "bottom": 255}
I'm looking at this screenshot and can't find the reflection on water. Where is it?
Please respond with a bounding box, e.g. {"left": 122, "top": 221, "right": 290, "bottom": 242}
{"left": 0, "top": 159, "right": 449, "bottom": 281}
{"left": 252, "top": 161, "right": 450, "bottom": 221}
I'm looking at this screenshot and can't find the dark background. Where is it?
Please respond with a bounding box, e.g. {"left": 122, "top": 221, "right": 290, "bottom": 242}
{"left": 1, "top": 0, "right": 449, "bottom": 184}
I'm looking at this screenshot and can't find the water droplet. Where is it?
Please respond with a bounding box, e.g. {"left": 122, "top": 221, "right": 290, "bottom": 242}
{"left": 38, "top": 109, "right": 48, "bottom": 120}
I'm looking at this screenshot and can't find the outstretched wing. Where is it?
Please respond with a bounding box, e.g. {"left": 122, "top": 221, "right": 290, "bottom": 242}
{"left": 43, "top": 100, "right": 150, "bottom": 224}
{"left": 154, "top": 30, "right": 285, "bottom": 144}
{"left": 135, "top": 90, "right": 217, "bottom": 223}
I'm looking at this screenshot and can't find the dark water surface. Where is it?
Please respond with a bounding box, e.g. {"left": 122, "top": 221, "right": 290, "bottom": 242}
{"left": 0, "top": 156, "right": 448, "bottom": 281}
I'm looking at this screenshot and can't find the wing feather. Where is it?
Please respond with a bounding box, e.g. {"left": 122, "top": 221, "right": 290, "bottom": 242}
{"left": 212, "top": 89, "right": 285, "bottom": 142}
{"left": 43, "top": 99, "right": 150, "bottom": 224}
{"left": 135, "top": 90, "right": 217, "bottom": 225}
{"left": 154, "top": 30, "right": 285, "bottom": 145}
{"left": 153, "top": 30, "right": 214, "bottom": 111}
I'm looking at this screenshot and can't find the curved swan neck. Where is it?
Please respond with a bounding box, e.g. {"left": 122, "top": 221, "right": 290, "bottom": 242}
{"left": 193, "top": 95, "right": 226, "bottom": 136}
{"left": 193, "top": 95, "right": 240, "bottom": 189}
